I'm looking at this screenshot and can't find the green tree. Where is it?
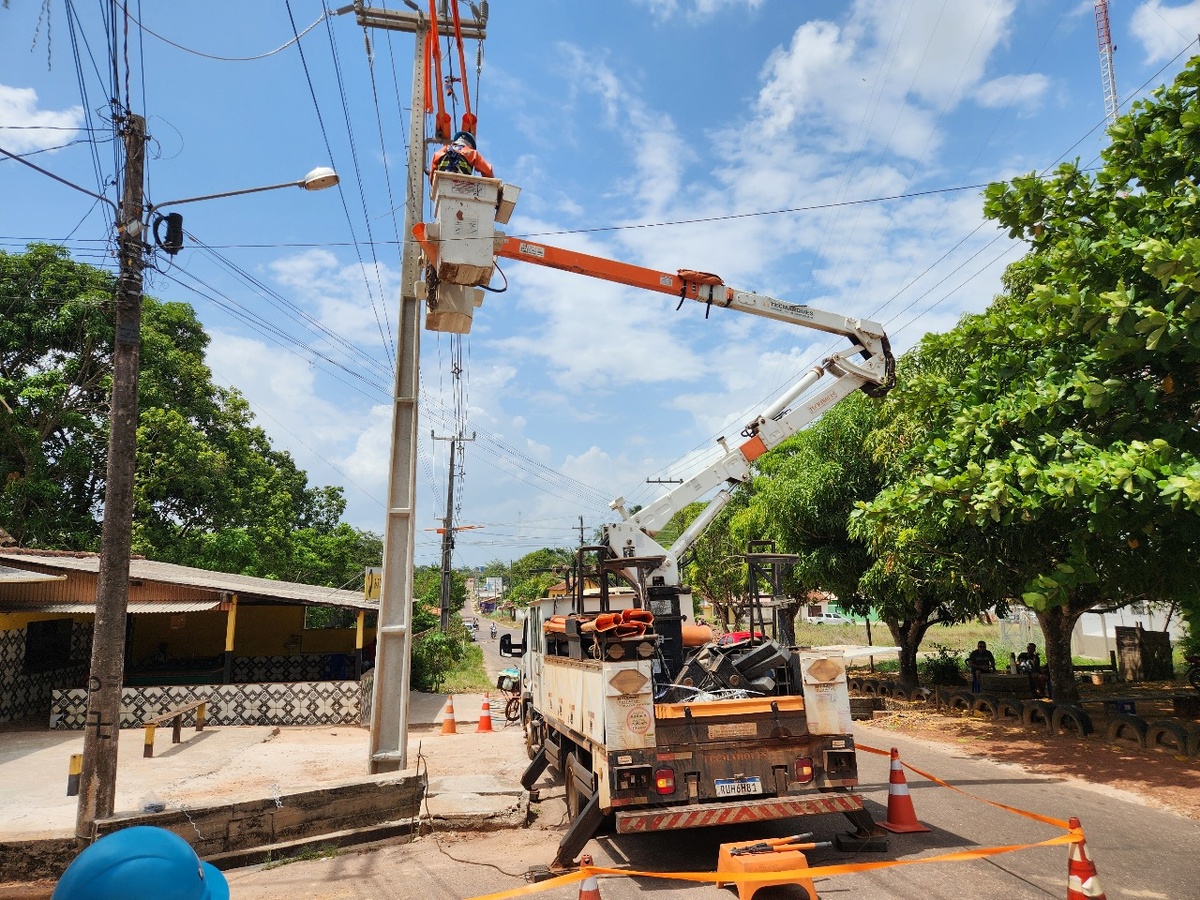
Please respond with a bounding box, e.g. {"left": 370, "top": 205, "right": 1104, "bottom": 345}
{"left": 0, "top": 244, "right": 381, "bottom": 589}
{"left": 0, "top": 244, "right": 115, "bottom": 547}
{"left": 860, "top": 60, "right": 1200, "bottom": 702}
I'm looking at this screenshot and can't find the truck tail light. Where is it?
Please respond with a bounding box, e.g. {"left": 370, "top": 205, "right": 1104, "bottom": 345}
{"left": 654, "top": 767, "right": 676, "bottom": 795}
{"left": 794, "top": 757, "right": 814, "bottom": 784}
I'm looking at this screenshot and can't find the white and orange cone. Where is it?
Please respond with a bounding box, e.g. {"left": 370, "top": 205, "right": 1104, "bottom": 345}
{"left": 878, "top": 746, "right": 930, "bottom": 833}
{"left": 578, "top": 855, "right": 600, "bottom": 900}
{"left": 440, "top": 695, "right": 457, "bottom": 735}
{"left": 476, "top": 693, "right": 494, "bottom": 733}
{"left": 1067, "top": 817, "right": 1107, "bottom": 899}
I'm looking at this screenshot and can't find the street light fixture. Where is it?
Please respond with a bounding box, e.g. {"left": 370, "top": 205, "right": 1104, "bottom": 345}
{"left": 76, "top": 113, "right": 339, "bottom": 844}
{"left": 145, "top": 167, "right": 339, "bottom": 255}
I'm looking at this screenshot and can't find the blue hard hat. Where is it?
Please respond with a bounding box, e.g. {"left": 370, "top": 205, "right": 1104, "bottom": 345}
{"left": 452, "top": 130, "right": 477, "bottom": 148}
{"left": 52, "top": 826, "right": 229, "bottom": 900}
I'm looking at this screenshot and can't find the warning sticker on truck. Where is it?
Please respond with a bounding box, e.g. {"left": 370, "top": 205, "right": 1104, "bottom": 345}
{"left": 707, "top": 722, "right": 758, "bottom": 740}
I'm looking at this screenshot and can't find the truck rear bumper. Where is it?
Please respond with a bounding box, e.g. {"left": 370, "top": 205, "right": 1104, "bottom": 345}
{"left": 615, "top": 792, "right": 864, "bottom": 834}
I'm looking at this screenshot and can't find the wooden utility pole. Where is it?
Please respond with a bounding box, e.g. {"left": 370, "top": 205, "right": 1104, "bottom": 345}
{"left": 357, "top": 3, "right": 487, "bottom": 774}
{"left": 75, "top": 112, "right": 145, "bottom": 843}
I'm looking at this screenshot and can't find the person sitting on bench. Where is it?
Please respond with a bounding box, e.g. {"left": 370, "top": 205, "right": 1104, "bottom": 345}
{"left": 1017, "top": 642, "right": 1049, "bottom": 698}
{"left": 967, "top": 641, "right": 996, "bottom": 692}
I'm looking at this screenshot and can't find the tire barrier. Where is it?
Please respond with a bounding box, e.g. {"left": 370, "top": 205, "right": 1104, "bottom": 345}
{"left": 912, "top": 687, "right": 933, "bottom": 703}
{"left": 995, "top": 698, "right": 1023, "bottom": 721}
{"left": 1146, "top": 719, "right": 1190, "bottom": 755}
{"left": 891, "top": 685, "right": 912, "bottom": 701}
{"left": 861, "top": 679, "right": 880, "bottom": 696}
{"left": 945, "top": 691, "right": 975, "bottom": 713}
{"left": 1021, "top": 700, "right": 1054, "bottom": 732}
{"left": 848, "top": 676, "right": 863, "bottom": 693}
{"left": 971, "top": 694, "right": 1001, "bottom": 719}
{"left": 1104, "top": 713, "right": 1148, "bottom": 747}
{"left": 1050, "top": 704, "right": 1095, "bottom": 738}
{"left": 877, "top": 681, "right": 895, "bottom": 698}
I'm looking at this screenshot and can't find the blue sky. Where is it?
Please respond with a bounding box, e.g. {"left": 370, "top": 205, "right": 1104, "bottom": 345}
{"left": 3, "top": 1, "right": 1200, "bottom": 572}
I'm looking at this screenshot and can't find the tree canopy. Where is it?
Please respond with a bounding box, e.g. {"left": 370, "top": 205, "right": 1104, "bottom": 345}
{"left": 1, "top": 244, "right": 381, "bottom": 589}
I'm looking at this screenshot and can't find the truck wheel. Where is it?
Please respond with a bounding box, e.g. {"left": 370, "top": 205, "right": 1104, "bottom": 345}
{"left": 565, "top": 752, "right": 592, "bottom": 821}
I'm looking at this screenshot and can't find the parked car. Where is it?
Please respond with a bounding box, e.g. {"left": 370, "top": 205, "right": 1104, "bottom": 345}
{"left": 804, "top": 611, "right": 854, "bottom": 625}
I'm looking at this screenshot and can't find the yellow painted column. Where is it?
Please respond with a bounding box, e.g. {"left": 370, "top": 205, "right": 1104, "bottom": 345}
{"left": 355, "top": 610, "right": 366, "bottom": 678}
{"left": 222, "top": 594, "right": 239, "bottom": 683}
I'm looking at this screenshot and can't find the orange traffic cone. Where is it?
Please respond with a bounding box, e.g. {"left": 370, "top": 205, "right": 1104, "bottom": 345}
{"left": 476, "top": 693, "right": 494, "bottom": 733}
{"left": 440, "top": 695, "right": 457, "bottom": 735}
{"left": 578, "top": 855, "right": 600, "bottom": 900}
{"left": 1067, "top": 817, "right": 1107, "bottom": 899}
{"left": 878, "top": 747, "right": 929, "bottom": 833}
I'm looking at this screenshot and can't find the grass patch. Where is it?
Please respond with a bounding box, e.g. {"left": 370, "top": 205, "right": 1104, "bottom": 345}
{"left": 262, "top": 843, "right": 341, "bottom": 870}
{"left": 440, "top": 644, "right": 494, "bottom": 694}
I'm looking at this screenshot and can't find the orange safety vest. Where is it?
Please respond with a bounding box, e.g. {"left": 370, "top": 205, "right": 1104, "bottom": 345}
{"left": 431, "top": 143, "right": 494, "bottom": 181}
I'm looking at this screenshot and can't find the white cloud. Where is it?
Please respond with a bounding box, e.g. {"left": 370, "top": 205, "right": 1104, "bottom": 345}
{"left": 973, "top": 73, "right": 1051, "bottom": 111}
{"left": 750, "top": 0, "right": 1018, "bottom": 158}
{"left": 1130, "top": 1, "right": 1200, "bottom": 64}
{"left": 0, "top": 85, "right": 83, "bottom": 153}
{"left": 635, "top": 0, "right": 765, "bottom": 25}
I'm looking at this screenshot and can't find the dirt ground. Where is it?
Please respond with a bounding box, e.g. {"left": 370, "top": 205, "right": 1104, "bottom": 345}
{"left": 859, "top": 679, "right": 1200, "bottom": 822}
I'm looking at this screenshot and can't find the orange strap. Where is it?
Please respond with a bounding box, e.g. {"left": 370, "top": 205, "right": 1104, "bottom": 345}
{"left": 856, "top": 742, "right": 1071, "bottom": 830}
{"left": 449, "top": 0, "right": 477, "bottom": 135}
{"left": 426, "top": 2, "right": 451, "bottom": 139}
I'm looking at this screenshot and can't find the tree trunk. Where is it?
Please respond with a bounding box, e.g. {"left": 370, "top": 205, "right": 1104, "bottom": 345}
{"left": 1038, "top": 602, "right": 1087, "bottom": 706}
{"left": 776, "top": 598, "right": 800, "bottom": 647}
{"left": 888, "top": 619, "right": 927, "bottom": 688}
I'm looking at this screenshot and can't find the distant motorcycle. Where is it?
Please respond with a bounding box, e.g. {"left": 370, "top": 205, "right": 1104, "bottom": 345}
{"left": 490, "top": 623, "right": 498, "bottom": 640}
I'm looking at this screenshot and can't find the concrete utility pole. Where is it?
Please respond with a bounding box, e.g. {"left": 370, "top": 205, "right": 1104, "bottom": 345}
{"left": 356, "top": 3, "right": 487, "bottom": 774}
{"left": 76, "top": 112, "right": 145, "bottom": 843}
{"left": 433, "top": 432, "right": 475, "bottom": 631}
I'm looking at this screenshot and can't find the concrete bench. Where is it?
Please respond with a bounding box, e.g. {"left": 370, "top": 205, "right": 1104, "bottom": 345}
{"left": 143, "top": 698, "right": 210, "bottom": 758}
{"left": 978, "top": 673, "right": 1035, "bottom": 699}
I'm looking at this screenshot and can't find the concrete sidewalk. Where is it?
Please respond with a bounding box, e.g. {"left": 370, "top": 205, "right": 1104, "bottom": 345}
{"left": 0, "top": 691, "right": 528, "bottom": 843}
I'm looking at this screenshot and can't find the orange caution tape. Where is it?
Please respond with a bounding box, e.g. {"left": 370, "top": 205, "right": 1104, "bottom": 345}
{"left": 468, "top": 833, "right": 1082, "bottom": 900}
{"left": 856, "top": 742, "right": 1071, "bottom": 830}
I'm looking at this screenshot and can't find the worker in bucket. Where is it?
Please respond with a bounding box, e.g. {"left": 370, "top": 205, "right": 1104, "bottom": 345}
{"left": 52, "top": 825, "right": 229, "bottom": 900}
{"left": 430, "top": 130, "right": 493, "bottom": 181}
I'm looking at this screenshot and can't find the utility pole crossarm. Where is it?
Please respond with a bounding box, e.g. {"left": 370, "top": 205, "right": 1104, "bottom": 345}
{"left": 347, "top": 4, "right": 487, "bottom": 39}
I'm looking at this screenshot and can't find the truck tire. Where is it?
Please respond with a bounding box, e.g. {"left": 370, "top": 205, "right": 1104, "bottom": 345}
{"left": 1021, "top": 700, "right": 1053, "bottom": 732}
{"left": 848, "top": 677, "right": 864, "bottom": 693}
{"left": 1051, "top": 704, "right": 1094, "bottom": 737}
{"left": 1104, "top": 713, "right": 1148, "bottom": 747}
{"left": 1146, "top": 720, "right": 1190, "bottom": 755}
{"left": 876, "top": 681, "right": 894, "bottom": 698}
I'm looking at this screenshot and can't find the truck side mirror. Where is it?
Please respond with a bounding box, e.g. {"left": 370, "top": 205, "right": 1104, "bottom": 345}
{"left": 499, "top": 633, "right": 525, "bottom": 657}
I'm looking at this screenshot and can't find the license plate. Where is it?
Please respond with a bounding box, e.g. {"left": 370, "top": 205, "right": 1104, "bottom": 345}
{"left": 714, "top": 777, "right": 763, "bottom": 798}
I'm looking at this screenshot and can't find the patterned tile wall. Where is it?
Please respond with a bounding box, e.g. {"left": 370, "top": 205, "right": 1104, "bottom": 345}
{"left": 50, "top": 680, "right": 362, "bottom": 729}
{"left": 0, "top": 622, "right": 90, "bottom": 725}
{"left": 230, "top": 653, "right": 351, "bottom": 683}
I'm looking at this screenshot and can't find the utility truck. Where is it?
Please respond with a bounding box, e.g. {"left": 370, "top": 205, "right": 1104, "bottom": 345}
{"left": 415, "top": 171, "right": 895, "bottom": 869}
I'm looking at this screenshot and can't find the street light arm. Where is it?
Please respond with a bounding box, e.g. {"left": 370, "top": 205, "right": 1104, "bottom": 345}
{"left": 146, "top": 167, "right": 339, "bottom": 219}
{"left": 0, "top": 144, "right": 119, "bottom": 215}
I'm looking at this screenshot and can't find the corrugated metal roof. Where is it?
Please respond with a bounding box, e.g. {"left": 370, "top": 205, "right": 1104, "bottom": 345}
{"left": 0, "top": 552, "right": 377, "bottom": 611}
{"left": 0, "top": 564, "right": 66, "bottom": 584}
{"left": 0, "top": 599, "right": 221, "bottom": 614}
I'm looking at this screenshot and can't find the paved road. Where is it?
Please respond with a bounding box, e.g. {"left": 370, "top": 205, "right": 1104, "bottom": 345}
{"left": 223, "top": 713, "right": 1198, "bottom": 899}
